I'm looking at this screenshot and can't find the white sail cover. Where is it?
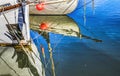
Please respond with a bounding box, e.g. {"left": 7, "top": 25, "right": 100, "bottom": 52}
{"left": 30, "top": 0, "right": 78, "bottom": 14}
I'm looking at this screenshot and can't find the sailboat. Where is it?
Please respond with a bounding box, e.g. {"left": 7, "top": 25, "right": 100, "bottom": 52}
{"left": 0, "top": 0, "right": 79, "bottom": 76}
{"left": 0, "top": 0, "right": 44, "bottom": 76}
{"left": 0, "top": 0, "right": 101, "bottom": 76}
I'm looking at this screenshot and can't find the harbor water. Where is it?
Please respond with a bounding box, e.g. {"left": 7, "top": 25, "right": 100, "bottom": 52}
{"left": 51, "top": 0, "right": 120, "bottom": 76}
{"left": 1, "top": 0, "right": 120, "bottom": 76}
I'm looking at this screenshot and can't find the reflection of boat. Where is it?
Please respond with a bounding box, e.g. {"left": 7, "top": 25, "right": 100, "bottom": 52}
{"left": 30, "top": 15, "right": 102, "bottom": 42}
{"left": 29, "top": 13, "right": 102, "bottom": 76}
{"left": 30, "top": 15, "right": 81, "bottom": 37}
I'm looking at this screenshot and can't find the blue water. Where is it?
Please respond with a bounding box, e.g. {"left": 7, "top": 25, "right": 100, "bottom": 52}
{"left": 31, "top": 0, "right": 120, "bottom": 76}
{"left": 55, "top": 0, "right": 120, "bottom": 76}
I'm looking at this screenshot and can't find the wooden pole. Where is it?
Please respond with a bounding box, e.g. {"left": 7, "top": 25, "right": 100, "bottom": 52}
{"left": 0, "top": 1, "right": 30, "bottom": 13}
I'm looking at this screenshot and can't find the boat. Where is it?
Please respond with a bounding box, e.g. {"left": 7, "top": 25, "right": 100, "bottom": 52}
{"left": 0, "top": 0, "right": 102, "bottom": 75}
{"left": 0, "top": 0, "right": 80, "bottom": 76}
{"left": 0, "top": 0, "right": 45, "bottom": 76}
{"left": 30, "top": 0, "right": 79, "bottom": 15}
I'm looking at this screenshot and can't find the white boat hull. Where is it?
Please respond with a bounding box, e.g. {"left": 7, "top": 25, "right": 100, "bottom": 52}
{"left": 30, "top": 0, "right": 78, "bottom": 14}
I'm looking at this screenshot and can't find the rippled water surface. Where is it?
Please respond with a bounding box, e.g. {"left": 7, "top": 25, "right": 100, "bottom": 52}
{"left": 50, "top": 0, "right": 120, "bottom": 76}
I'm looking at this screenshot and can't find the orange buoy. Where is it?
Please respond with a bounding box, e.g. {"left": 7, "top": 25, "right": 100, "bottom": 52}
{"left": 35, "top": 3, "right": 45, "bottom": 11}
{"left": 39, "top": 22, "right": 48, "bottom": 30}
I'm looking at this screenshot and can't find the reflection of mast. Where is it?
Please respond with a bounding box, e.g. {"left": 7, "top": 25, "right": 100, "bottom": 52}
{"left": 92, "top": 0, "right": 95, "bottom": 14}
{"left": 83, "top": 0, "right": 86, "bottom": 26}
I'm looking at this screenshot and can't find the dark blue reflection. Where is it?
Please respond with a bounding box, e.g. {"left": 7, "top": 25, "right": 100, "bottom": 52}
{"left": 31, "top": 0, "right": 120, "bottom": 76}
{"left": 58, "top": 0, "right": 120, "bottom": 76}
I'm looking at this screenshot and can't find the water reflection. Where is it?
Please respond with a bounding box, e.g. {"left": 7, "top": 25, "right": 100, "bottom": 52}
{"left": 30, "top": 15, "right": 102, "bottom": 43}
{"left": 0, "top": 46, "right": 41, "bottom": 76}
{"left": 29, "top": 0, "right": 120, "bottom": 76}
{"left": 29, "top": 12, "right": 102, "bottom": 76}
{"left": 34, "top": 0, "right": 120, "bottom": 76}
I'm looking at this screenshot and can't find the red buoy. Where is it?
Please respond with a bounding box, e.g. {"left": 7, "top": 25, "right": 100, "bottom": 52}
{"left": 39, "top": 23, "right": 48, "bottom": 30}
{"left": 35, "top": 3, "right": 45, "bottom": 11}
